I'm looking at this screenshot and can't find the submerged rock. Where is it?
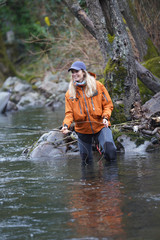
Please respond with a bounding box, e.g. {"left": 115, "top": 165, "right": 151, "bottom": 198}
{"left": 26, "top": 130, "right": 79, "bottom": 159}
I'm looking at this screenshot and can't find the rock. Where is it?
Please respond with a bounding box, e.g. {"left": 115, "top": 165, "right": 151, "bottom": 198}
{"left": 1, "top": 70, "right": 69, "bottom": 113}
{"left": 17, "top": 92, "right": 45, "bottom": 109}
{"left": 57, "top": 82, "right": 69, "bottom": 93}
{"left": 142, "top": 92, "right": 160, "bottom": 119}
{"left": 2, "top": 77, "right": 21, "bottom": 90}
{"left": 44, "top": 71, "right": 57, "bottom": 83}
{"left": 117, "top": 134, "right": 152, "bottom": 153}
{"left": 0, "top": 92, "right": 10, "bottom": 113}
{"left": 39, "top": 81, "right": 58, "bottom": 95}
{"left": 27, "top": 130, "right": 79, "bottom": 159}
{"left": 14, "top": 82, "right": 32, "bottom": 92}
{"left": 30, "top": 142, "right": 66, "bottom": 159}
{"left": 6, "top": 101, "right": 18, "bottom": 112}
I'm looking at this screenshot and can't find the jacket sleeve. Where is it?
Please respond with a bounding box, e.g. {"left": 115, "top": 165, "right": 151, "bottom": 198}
{"left": 63, "top": 93, "right": 74, "bottom": 129}
{"left": 101, "top": 83, "right": 113, "bottom": 120}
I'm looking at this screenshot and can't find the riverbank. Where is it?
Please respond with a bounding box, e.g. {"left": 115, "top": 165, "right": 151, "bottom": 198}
{"left": 0, "top": 72, "right": 160, "bottom": 154}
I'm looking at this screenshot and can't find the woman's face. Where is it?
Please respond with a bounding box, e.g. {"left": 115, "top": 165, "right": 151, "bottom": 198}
{"left": 71, "top": 69, "right": 84, "bottom": 83}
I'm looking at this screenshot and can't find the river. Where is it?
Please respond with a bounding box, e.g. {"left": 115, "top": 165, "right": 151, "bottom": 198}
{"left": 0, "top": 107, "right": 160, "bottom": 240}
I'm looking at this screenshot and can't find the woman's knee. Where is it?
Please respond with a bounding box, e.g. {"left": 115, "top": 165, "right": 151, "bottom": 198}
{"left": 103, "top": 142, "right": 117, "bottom": 160}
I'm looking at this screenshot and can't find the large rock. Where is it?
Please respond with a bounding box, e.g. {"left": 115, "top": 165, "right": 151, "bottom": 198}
{"left": 142, "top": 92, "right": 160, "bottom": 119}
{"left": 17, "top": 92, "right": 45, "bottom": 109}
{"left": 0, "top": 92, "right": 10, "bottom": 113}
{"left": 117, "top": 134, "right": 154, "bottom": 153}
{"left": 26, "top": 130, "right": 79, "bottom": 159}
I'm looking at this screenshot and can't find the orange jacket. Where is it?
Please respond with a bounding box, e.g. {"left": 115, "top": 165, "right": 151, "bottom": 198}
{"left": 63, "top": 80, "right": 113, "bottom": 134}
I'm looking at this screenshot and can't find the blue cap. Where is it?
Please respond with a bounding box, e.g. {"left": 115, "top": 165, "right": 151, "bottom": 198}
{"left": 68, "top": 61, "right": 86, "bottom": 72}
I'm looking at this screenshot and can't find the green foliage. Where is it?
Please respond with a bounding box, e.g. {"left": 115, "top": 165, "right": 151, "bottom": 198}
{"left": 144, "top": 38, "right": 159, "bottom": 61}
{"left": 0, "top": 0, "right": 67, "bottom": 52}
{"left": 0, "top": 0, "right": 41, "bottom": 39}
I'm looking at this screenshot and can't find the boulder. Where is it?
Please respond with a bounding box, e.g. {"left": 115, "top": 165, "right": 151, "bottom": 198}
{"left": 117, "top": 134, "right": 151, "bottom": 153}
{"left": 142, "top": 92, "right": 160, "bottom": 119}
{"left": 26, "top": 130, "right": 79, "bottom": 159}
{"left": 17, "top": 92, "right": 45, "bottom": 109}
{"left": 0, "top": 92, "right": 10, "bottom": 113}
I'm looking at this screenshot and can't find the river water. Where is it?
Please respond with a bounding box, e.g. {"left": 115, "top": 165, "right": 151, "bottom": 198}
{"left": 0, "top": 107, "right": 160, "bottom": 240}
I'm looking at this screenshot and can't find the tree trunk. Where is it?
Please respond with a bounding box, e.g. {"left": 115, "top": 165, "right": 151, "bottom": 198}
{"left": 117, "top": 0, "right": 154, "bottom": 61}
{"left": 86, "top": 0, "right": 139, "bottom": 119}
{"left": 0, "top": 31, "right": 17, "bottom": 84}
{"left": 62, "top": 0, "right": 159, "bottom": 120}
{"left": 63, "top": 0, "right": 96, "bottom": 39}
{"left": 135, "top": 60, "right": 160, "bottom": 93}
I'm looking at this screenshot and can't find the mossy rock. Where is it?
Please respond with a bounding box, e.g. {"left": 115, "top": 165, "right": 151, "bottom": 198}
{"left": 112, "top": 127, "right": 153, "bottom": 152}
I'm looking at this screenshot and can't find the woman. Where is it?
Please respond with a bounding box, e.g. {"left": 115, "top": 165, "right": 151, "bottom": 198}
{"left": 61, "top": 61, "right": 116, "bottom": 165}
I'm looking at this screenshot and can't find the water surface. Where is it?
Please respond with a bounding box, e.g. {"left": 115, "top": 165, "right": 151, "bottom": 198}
{"left": 0, "top": 107, "right": 160, "bottom": 240}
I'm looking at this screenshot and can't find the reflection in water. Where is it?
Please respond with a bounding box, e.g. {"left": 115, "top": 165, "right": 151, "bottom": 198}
{"left": 67, "top": 161, "right": 126, "bottom": 239}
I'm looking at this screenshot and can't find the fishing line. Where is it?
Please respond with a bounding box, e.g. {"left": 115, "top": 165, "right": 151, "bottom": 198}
{"left": 50, "top": 134, "right": 73, "bottom": 145}
{"left": 0, "top": 126, "right": 61, "bottom": 133}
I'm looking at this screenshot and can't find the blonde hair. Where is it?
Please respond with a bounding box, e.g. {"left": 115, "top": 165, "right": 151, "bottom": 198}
{"left": 69, "top": 70, "right": 97, "bottom": 98}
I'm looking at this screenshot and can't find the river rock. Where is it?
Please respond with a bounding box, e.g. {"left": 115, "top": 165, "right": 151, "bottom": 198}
{"left": 26, "top": 130, "right": 79, "bottom": 159}
{"left": 117, "top": 134, "right": 154, "bottom": 153}
{"left": 142, "top": 92, "right": 160, "bottom": 119}
{"left": 14, "top": 81, "right": 32, "bottom": 92}
{"left": 17, "top": 92, "right": 45, "bottom": 109}
{"left": 29, "top": 131, "right": 67, "bottom": 159}
{"left": 0, "top": 92, "right": 10, "bottom": 113}
{"left": 2, "top": 76, "right": 21, "bottom": 90}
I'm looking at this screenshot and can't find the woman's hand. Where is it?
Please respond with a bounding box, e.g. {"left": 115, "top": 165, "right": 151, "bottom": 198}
{"left": 103, "top": 118, "right": 108, "bottom": 128}
{"left": 60, "top": 126, "right": 70, "bottom": 134}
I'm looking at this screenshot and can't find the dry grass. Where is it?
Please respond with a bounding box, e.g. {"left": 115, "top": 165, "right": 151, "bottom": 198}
{"left": 26, "top": 20, "right": 104, "bottom": 75}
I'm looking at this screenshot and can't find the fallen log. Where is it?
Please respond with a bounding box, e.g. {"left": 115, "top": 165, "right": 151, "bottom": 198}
{"left": 135, "top": 60, "right": 160, "bottom": 93}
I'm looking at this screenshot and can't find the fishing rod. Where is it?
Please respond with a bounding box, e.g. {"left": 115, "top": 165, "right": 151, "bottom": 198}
{"left": 0, "top": 126, "right": 61, "bottom": 132}
{"left": 0, "top": 118, "right": 133, "bottom": 133}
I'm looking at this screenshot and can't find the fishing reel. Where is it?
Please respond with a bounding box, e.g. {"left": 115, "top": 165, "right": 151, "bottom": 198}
{"left": 70, "top": 131, "right": 78, "bottom": 140}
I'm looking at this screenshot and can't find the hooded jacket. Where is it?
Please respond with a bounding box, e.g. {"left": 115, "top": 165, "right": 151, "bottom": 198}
{"left": 63, "top": 78, "right": 113, "bottom": 134}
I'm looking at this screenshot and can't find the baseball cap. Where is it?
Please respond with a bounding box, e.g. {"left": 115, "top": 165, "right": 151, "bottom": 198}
{"left": 68, "top": 61, "right": 86, "bottom": 72}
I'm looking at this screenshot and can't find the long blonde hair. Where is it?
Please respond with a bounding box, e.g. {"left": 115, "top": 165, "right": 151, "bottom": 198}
{"left": 69, "top": 70, "right": 97, "bottom": 98}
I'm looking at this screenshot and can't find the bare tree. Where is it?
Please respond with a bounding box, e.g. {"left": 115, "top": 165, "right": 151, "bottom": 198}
{"left": 63, "top": 0, "right": 160, "bottom": 120}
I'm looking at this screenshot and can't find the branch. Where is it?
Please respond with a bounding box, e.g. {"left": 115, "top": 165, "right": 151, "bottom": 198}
{"left": 135, "top": 60, "right": 160, "bottom": 93}
{"left": 63, "top": 0, "right": 96, "bottom": 39}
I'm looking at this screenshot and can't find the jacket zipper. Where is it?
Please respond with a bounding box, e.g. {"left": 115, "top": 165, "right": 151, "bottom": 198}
{"left": 102, "top": 92, "right": 108, "bottom": 102}
{"left": 79, "top": 101, "right": 82, "bottom": 114}
{"left": 91, "top": 97, "right": 95, "bottom": 111}
{"left": 81, "top": 88, "right": 94, "bottom": 134}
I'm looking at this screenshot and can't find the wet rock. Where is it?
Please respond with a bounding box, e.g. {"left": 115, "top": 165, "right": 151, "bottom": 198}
{"left": 117, "top": 134, "right": 152, "bottom": 153}
{"left": 0, "top": 92, "right": 10, "bottom": 113}
{"left": 142, "top": 92, "right": 160, "bottom": 119}
{"left": 27, "top": 130, "right": 79, "bottom": 159}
